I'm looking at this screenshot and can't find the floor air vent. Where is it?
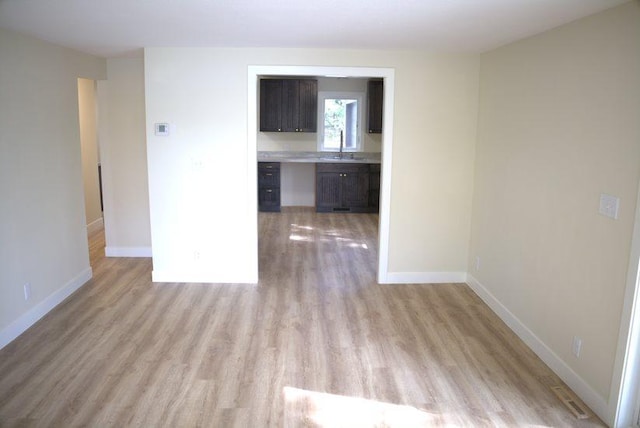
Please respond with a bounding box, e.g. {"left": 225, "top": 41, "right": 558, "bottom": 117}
{"left": 551, "top": 385, "right": 590, "bottom": 419}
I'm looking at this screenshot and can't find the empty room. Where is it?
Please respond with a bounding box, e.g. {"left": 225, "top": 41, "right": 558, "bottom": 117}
{"left": 1, "top": 0, "right": 639, "bottom": 426}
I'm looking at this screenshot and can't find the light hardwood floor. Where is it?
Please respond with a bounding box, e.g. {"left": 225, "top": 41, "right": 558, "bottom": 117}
{"left": 0, "top": 208, "right": 605, "bottom": 427}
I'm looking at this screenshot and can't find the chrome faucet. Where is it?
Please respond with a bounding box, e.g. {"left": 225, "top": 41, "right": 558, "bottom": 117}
{"left": 339, "top": 130, "right": 344, "bottom": 159}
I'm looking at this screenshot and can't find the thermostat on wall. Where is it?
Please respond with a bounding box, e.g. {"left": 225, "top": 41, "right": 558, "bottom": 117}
{"left": 155, "top": 123, "right": 170, "bottom": 136}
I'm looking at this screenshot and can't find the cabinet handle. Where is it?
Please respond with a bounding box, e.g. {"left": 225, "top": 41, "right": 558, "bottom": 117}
{"left": 265, "top": 166, "right": 273, "bottom": 168}
{"left": 266, "top": 173, "right": 272, "bottom": 176}
{"left": 266, "top": 189, "right": 272, "bottom": 193}
{"left": 278, "top": 128, "right": 281, "bottom": 131}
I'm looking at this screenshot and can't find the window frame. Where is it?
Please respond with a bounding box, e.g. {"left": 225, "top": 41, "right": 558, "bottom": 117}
{"left": 317, "top": 91, "right": 365, "bottom": 152}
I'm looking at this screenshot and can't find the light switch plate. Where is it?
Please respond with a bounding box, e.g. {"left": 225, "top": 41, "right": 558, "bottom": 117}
{"left": 599, "top": 193, "right": 620, "bottom": 220}
{"left": 155, "top": 123, "right": 170, "bottom": 136}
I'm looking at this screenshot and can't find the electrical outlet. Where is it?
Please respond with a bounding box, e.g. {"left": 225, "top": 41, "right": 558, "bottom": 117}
{"left": 194, "top": 251, "right": 201, "bottom": 261}
{"left": 23, "top": 283, "right": 31, "bottom": 301}
{"left": 475, "top": 256, "right": 481, "bottom": 271}
{"left": 572, "top": 336, "right": 582, "bottom": 357}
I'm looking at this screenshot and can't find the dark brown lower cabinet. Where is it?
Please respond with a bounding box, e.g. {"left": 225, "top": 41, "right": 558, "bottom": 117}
{"left": 369, "top": 164, "right": 380, "bottom": 211}
{"left": 258, "top": 162, "right": 280, "bottom": 212}
{"left": 316, "top": 163, "right": 378, "bottom": 213}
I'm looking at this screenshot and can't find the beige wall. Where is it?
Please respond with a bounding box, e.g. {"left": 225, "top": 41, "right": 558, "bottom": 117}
{"left": 0, "top": 28, "right": 106, "bottom": 344}
{"left": 468, "top": 1, "right": 640, "bottom": 418}
{"left": 144, "top": 48, "right": 479, "bottom": 282}
{"left": 388, "top": 55, "right": 478, "bottom": 275}
{"left": 100, "top": 57, "right": 151, "bottom": 256}
{"left": 77, "top": 78, "right": 102, "bottom": 229}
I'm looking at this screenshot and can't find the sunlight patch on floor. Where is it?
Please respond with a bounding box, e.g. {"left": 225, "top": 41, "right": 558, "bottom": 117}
{"left": 348, "top": 242, "right": 368, "bottom": 249}
{"left": 288, "top": 224, "right": 369, "bottom": 250}
{"left": 283, "top": 386, "right": 433, "bottom": 427}
{"left": 289, "top": 223, "right": 315, "bottom": 242}
{"left": 289, "top": 234, "right": 313, "bottom": 242}
{"left": 291, "top": 224, "right": 314, "bottom": 231}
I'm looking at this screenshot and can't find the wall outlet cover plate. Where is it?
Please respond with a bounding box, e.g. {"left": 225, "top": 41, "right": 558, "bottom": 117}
{"left": 599, "top": 193, "right": 620, "bottom": 220}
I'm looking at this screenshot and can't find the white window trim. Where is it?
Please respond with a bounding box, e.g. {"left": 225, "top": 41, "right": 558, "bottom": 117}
{"left": 317, "top": 91, "right": 365, "bottom": 152}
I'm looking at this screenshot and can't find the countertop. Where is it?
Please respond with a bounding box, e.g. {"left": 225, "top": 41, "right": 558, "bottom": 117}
{"left": 257, "top": 151, "right": 381, "bottom": 164}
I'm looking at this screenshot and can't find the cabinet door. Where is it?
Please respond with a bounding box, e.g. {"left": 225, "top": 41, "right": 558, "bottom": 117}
{"left": 280, "top": 79, "right": 299, "bottom": 132}
{"left": 368, "top": 164, "right": 380, "bottom": 211}
{"left": 316, "top": 164, "right": 370, "bottom": 212}
{"left": 342, "top": 170, "right": 369, "bottom": 209}
{"left": 260, "top": 79, "right": 318, "bottom": 133}
{"left": 316, "top": 171, "right": 343, "bottom": 211}
{"left": 260, "top": 80, "right": 283, "bottom": 132}
{"left": 367, "top": 80, "right": 383, "bottom": 134}
{"left": 258, "top": 187, "right": 281, "bottom": 211}
{"left": 297, "top": 79, "right": 318, "bottom": 132}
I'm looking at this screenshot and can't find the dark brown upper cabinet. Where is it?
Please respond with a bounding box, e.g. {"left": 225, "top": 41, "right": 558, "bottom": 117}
{"left": 367, "top": 79, "right": 383, "bottom": 134}
{"left": 259, "top": 79, "right": 283, "bottom": 132}
{"left": 260, "top": 78, "right": 318, "bottom": 132}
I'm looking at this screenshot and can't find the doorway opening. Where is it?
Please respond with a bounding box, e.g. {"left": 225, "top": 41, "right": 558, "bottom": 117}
{"left": 247, "top": 66, "right": 395, "bottom": 284}
{"left": 611, "top": 182, "right": 640, "bottom": 426}
{"left": 77, "top": 78, "right": 104, "bottom": 266}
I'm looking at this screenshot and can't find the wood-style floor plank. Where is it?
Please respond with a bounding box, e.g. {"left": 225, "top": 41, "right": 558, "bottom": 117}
{"left": 0, "top": 208, "right": 604, "bottom": 426}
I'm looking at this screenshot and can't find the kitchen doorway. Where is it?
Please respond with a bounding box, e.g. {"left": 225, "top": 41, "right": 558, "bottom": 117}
{"left": 247, "top": 66, "right": 395, "bottom": 284}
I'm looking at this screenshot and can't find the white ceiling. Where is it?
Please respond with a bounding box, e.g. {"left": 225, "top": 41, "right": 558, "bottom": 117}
{"left": 0, "top": 0, "right": 629, "bottom": 58}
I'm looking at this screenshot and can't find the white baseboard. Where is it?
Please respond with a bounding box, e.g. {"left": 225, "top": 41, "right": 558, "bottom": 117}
{"left": 0, "top": 267, "right": 92, "bottom": 350}
{"left": 152, "top": 270, "right": 258, "bottom": 284}
{"left": 86, "top": 217, "right": 104, "bottom": 234}
{"left": 466, "top": 274, "right": 610, "bottom": 423}
{"left": 382, "top": 271, "right": 467, "bottom": 284}
{"left": 105, "top": 246, "right": 152, "bottom": 257}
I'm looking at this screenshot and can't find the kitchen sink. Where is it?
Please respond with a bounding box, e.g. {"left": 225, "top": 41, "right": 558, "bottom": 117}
{"left": 319, "top": 154, "right": 366, "bottom": 161}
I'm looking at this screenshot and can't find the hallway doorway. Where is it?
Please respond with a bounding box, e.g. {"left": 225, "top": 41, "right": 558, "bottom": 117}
{"left": 77, "top": 78, "right": 103, "bottom": 242}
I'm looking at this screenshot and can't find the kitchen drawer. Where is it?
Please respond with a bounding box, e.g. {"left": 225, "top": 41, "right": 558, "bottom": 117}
{"left": 258, "top": 162, "right": 281, "bottom": 212}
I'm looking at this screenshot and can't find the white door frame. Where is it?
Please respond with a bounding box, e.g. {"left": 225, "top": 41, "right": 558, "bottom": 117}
{"left": 247, "top": 66, "right": 395, "bottom": 283}
{"left": 610, "top": 181, "right": 640, "bottom": 427}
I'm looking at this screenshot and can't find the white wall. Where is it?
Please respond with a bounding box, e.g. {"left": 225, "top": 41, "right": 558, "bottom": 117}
{"left": 281, "top": 163, "right": 315, "bottom": 207}
{"left": 144, "top": 48, "right": 479, "bottom": 283}
{"left": 77, "top": 78, "right": 103, "bottom": 232}
{"left": 0, "top": 28, "right": 106, "bottom": 347}
{"left": 468, "top": 2, "right": 640, "bottom": 423}
{"left": 99, "top": 57, "right": 151, "bottom": 257}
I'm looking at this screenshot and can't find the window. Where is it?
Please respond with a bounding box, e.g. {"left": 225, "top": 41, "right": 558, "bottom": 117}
{"left": 317, "top": 92, "right": 364, "bottom": 152}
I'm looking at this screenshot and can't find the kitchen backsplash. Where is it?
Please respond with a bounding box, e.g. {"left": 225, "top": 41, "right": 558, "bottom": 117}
{"left": 257, "top": 131, "right": 382, "bottom": 153}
